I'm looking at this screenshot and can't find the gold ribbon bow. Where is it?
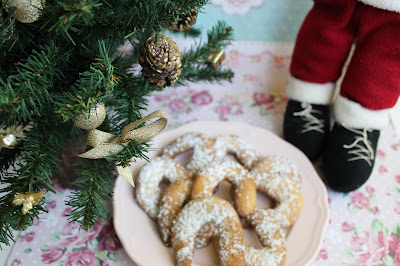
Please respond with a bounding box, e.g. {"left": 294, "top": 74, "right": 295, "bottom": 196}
{"left": 74, "top": 105, "right": 167, "bottom": 187}
{"left": 13, "top": 191, "right": 45, "bottom": 215}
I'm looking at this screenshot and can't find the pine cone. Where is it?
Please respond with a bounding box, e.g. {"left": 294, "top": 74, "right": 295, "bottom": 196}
{"left": 168, "top": 8, "right": 197, "bottom": 31}
{"left": 139, "top": 35, "right": 182, "bottom": 87}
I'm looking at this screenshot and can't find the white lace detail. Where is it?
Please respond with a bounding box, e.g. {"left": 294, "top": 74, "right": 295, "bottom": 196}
{"left": 343, "top": 127, "right": 374, "bottom": 166}
{"left": 293, "top": 102, "right": 325, "bottom": 133}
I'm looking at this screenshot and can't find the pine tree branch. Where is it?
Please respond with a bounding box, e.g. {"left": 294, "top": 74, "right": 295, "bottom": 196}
{"left": 92, "top": 0, "right": 208, "bottom": 38}
{"left": 0, "top": 174, "right": 48, "bottom": 248}
{"left": 0, "top": 142, "right": 23, "bottom": 180}
{"left": 169, "top": 26, "right": 202, "bottom": 38}
{"left": 66, "top": 159, "right": 114, "bottom": 230}
{"left": 0, "top": 114, "right": 65, "bottom": 247}
{"left": 14, "top": 117, "right": 64, "bottom": 192}
{"left": 178, "top": 65, "right": 234, "bottom": 85}
{"left": 0, "top": 42, "right": 64, "bottom": 128}
{"left": 181, "top": 21, "right": 233, "bottom": 67}
{"left": 40, "top": 0, "right": 100, "bottom": 36}
{"left": 105, "top": 71, "right": 155, "bottom": 167}
{"left": 57, "top": 40, "right": 120, "bottom": 121}
{"left": 0, "top": 8, "right": 15, "bottom": 43}
{"left": 177, "top": 21, "right": 234, "bottom": 85}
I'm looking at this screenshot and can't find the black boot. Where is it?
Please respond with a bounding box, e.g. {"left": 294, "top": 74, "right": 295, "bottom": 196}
{"left": 283, "top": 100, "right": 331, "bottom": 161}
{"left": 323, "top": 123, "right": 380, "bottom": 192}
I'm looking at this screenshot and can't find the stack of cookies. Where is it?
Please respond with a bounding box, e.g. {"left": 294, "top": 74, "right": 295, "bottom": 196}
{"left": 135, "top": 133, "right": 303, "bottom": 266}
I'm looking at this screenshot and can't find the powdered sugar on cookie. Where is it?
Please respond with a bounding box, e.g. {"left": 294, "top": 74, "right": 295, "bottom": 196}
{"left": 136, "top": 156, "right": 190, "bottom": 219}
{"left": 171, "top": 197, "right": 245, "bottom": 266}
{"left": 213, "top": 135, "right": 258, "bottom": 169}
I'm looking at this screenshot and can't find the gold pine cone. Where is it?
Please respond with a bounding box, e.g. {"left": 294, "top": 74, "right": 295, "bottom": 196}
{"left": 168, "top": 8, "right": 197, "bottom": 32}
{"left": 139, "top": 35, "right": 182, "bottom": 87}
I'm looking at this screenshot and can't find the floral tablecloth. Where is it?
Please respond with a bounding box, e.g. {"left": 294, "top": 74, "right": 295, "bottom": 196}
{"left": 5, "top": 39, "right": 400, "bottom": 266}
{"left": 4, "top": 0, "right": 400, "bottom": 265}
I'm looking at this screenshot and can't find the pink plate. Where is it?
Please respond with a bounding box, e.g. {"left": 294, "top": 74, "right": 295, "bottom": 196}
{"left": 113, "top": 121, "right": 329, "bottom": 266}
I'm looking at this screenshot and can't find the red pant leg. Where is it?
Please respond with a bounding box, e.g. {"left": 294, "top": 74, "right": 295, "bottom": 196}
{"left": 290, "top": 0, "right": 358, "bottom": 84}
{"left": 340, "top": 4, "right": 400, "bottom": 110}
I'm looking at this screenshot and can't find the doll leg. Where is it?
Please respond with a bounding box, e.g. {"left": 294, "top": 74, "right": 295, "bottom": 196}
{"left": 284, "top": 0, "right": 358, "bottom": 161}
{"left": 324, "top": 4, "right": 400, "bottom": 192}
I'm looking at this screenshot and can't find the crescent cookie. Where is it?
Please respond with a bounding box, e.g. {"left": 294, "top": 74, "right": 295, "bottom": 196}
{"left": 244, "top": 240, "right": 286, "bottom": 266}
{"left": 159, "top": 182, "right": 216, "bottom": 247}
{"left": 157, "top": 178, "right": 192, "bottom": 246}
{"left": 213, "top": 134, "right": 258, "bottom": 169}
{"left": 253, "top": 155, "right": 301, "bottom": 187}
{"left": 136, "top": 156, "right": 215, "bottom": 248}
{"left": 135, "top": 157, "right": 193, "bottom": 245}
{"left": 161, "top": 132, "right": 216, "bottom": 175}
{"left": 192, "top": 160, "right": 257, "bottom": 217}
{"left": 171, "top": 197, "right": 246, "bottom": 266}
{"left": 136, "top": 156, "right": 191, "bottom": 219}
{"left": 249, "top": 156, "right": 303, "bottom": 230}
{"left": 242, "top": 157, "right": 303, "bottom": 266}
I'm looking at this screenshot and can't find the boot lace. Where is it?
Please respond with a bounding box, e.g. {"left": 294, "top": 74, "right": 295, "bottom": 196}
{"left": 343, "top": 127, "right": 374, "bottom": 166}
{"left": 293, "top": 102, "right": 325, "bottom": 133}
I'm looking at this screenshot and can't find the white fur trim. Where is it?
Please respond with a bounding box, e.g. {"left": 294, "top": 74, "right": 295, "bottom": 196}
{"left": 390, "top": 96, "right": 400, "bottom": 137}
{"left": 334, "top": 95, "right": 390, "bottom": 130}
{"left": 286, "top": 76, "right": 335, "bottom": 105}
{"left": 358, "top": 0, "right": 400, "bottom": 13}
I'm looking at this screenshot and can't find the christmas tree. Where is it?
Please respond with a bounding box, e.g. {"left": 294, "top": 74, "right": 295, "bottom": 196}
{"left": 0, "top": 0, "right": 233, "bottom": 247}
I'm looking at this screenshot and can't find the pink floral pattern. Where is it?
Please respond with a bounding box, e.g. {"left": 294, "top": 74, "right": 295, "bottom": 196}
{"left": 41, "top": 247, "right": 65, "bottom": 264}
{"left": 225, "top": 49, "right": 292, "bottom": 70}
{"left": 389, "top": 234, "right": 400, "bottom": 265}
{"left": 153, "top": 89, "right": 213, "bottom": 119}
{"left": 347, "top": 186, "right": 380, "bottom": 214}
{"left": 340, "top": 220, "right": 400, "bottom": 266}
{"left": 190, "top": 91, "right": 213, "bottom": 106}
{"left": 341, "top": 222, "right": 356, "bottom": 232}
{"left": 251, "top": 91, "right": 287, "bottom": 116}
{"left": 315, "top": 248, "right": 328, "bottom": 261}
{"left": 20, "top": 232, "right": 35, "bottom": 243}
{"left": 45, "top": 200, "right": 57, "bottom": 210}
{"left": 395, "top": 174, "right": 400, "bottom": 184}
{"left": 10, "top": 259, "right": 21, "bottom": 266}
{"left": 7, "top": 207, "right": 126, "bottom": 266}
{"left": 215, "top": 96, "right": 243, "bottom": 120}
{"left": 350, "top": 192, "right": 370, "bottom": 210}
{"left": 64, "top": 248, "right": 96, "bottom": 266}
{"left": 98, "top": 221, "right": 122, "bottom": 253}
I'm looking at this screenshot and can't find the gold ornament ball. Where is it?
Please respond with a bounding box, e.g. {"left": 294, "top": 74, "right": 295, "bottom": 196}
{"left": 2, "top": 0, "right": 44, "bottom": 23}
{"left": 73, "top": 103, "right": 107, "bottom": 130}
